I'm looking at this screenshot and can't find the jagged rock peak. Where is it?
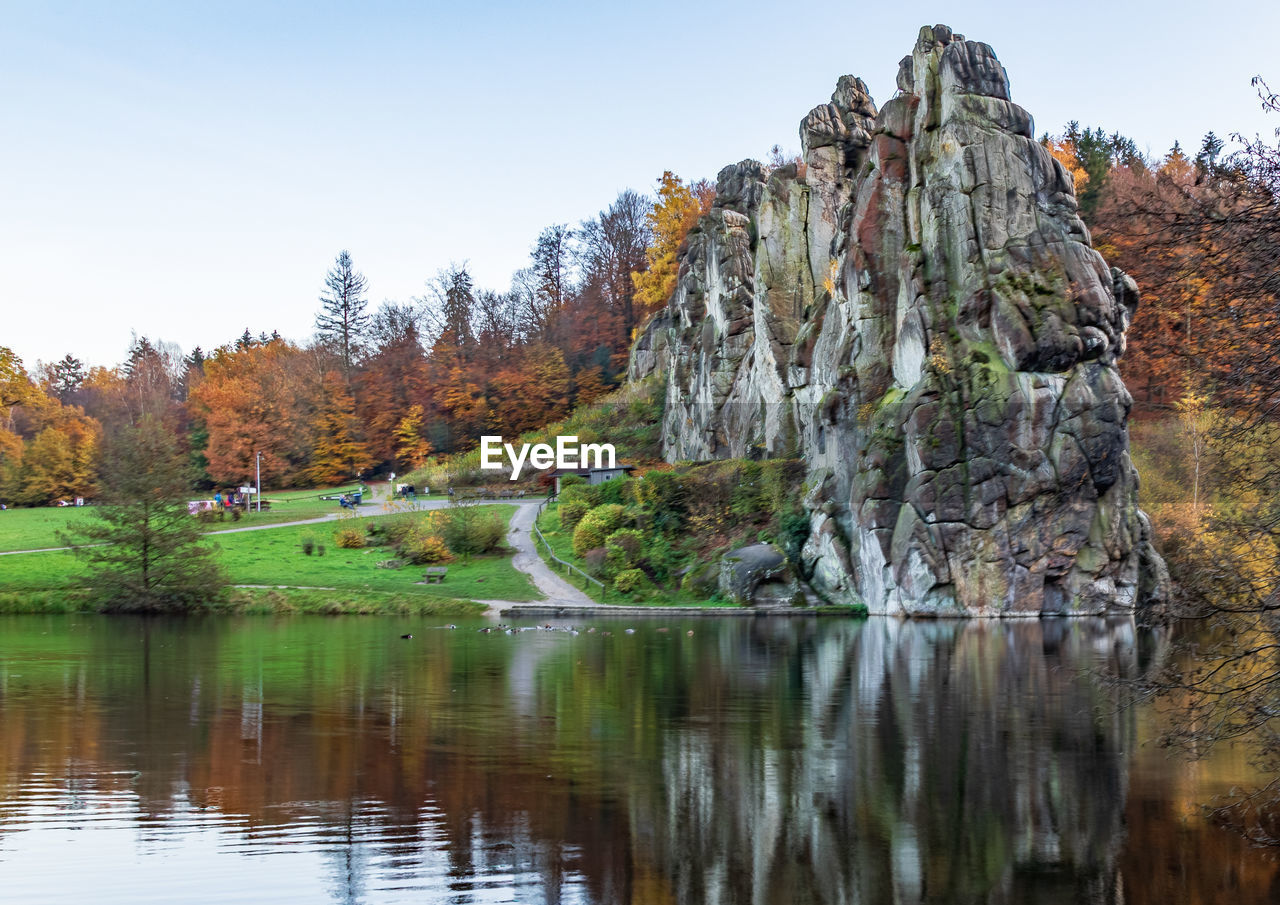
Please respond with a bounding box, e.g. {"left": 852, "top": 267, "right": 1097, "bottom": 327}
{"left": 629, "top": 25, "right": 1169, "bottom": 616}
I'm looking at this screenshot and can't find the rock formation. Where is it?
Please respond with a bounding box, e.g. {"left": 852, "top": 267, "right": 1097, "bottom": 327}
{"left": 629, "top": 25, "right": 1169, "bottom": 615}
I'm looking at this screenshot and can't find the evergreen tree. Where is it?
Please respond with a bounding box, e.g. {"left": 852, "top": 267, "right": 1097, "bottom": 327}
{"left": 62, "top": 416, "right": 225, "bottom": 612}
{"left": 315, "top": 250, "right": 371, "bottom": 377}
{"left": 45, "top": 354, "right": 85, "bottom": 403}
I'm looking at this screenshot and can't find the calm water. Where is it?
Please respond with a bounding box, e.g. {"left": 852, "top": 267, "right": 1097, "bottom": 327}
{"left": 0, "top": 615, "right": 1276, "bottom": 904}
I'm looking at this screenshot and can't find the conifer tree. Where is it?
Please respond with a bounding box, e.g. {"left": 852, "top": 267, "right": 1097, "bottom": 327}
{"left": 315, "top": 250, "right": 371, "bottom": 377}
{"left": 62, "top": 416, "right": 225, "bottom": 612}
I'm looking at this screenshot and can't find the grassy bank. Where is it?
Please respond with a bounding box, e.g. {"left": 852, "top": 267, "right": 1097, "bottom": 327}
{"left": 0, "top": 505, "right": 538, "bottom": 611}
{"left": 0, "top": 484, "right": 363, "bottom": 552}
{"left": 210, "top": 510, "right": 537, "bottom": 601}
{"left": 0, "top": 587, "right": 487, "bottom": 617}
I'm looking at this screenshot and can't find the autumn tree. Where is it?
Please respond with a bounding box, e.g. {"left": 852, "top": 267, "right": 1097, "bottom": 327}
{"left": 394, "top": 404, "right": 433, "bottom": 471}
{"left": 0, "top": 349, "right": 101, "bottom": 506}
{"left": 0, "top": 347, "right": 35, "bottom": 412}
{"left": 62, "top": 415, "right": 225, "bottom": 612}
{"left": 354, "top": 303, "right": 428, "bottom": 466}
{"left": 488, "top": 343, "right": 570, "bottom": 436}
{"left": 315, "top": 250, "right": 371, "bottom": 377}
{"left": 578, "top": 189, "right": 651, "bottom": 364}
{"left": 631, "top": 171, "right": 713, "bottom": 323}
{"left": 1109, "top": 82, "right": 1280, "bottom": 845}
{"left": 189, "top": 340, "right": 312, "bottom": 487}
{"left": 306, "top": 372, "right": 372, "bottom": 486}
{"left": 14, "top": 410, "right": 99, "bottom": 505}
{"left": 532, "top": 224, "right": 572, "bottom": 333}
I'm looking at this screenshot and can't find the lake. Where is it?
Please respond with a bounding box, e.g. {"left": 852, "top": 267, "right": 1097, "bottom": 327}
{"left": 0, "top": 615, "right": 1275, "bottom": 904}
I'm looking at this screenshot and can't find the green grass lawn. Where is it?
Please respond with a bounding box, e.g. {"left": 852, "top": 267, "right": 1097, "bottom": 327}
{"left": 0, "top": 505, "right": 539, "bottom": 605}
{"left": 0, "top": 507, "right": 99, "bottom": 553}
{"left": 0, "top": 485, "right": 458, "bottom": 552}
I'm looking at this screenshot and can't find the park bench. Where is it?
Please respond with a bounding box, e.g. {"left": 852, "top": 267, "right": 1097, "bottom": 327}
{"left": 422, "top": 566, "right": 448, "bottom": 583}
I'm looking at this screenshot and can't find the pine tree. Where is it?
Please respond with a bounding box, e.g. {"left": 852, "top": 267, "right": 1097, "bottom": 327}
{"left": 315, "top": 250, "right": 371, "bottom": 377}
{"left": 61, "top": 416, "right": 225, "bottom": 612}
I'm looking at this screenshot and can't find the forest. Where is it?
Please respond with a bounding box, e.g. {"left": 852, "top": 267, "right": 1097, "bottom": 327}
{"left": 0, "top": 170, "right": 713, "bottom": 502}
{"left": 1, "top": 108, "right": 1277, "bottom": 555}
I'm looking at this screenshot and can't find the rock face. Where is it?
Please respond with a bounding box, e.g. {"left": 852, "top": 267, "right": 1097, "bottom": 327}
{"left": 629, "top": 25, "right": 1169, "bottom": 616}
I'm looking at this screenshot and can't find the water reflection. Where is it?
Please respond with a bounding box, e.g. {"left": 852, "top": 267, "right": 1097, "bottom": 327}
{"left": 0, "top": 615, "right": 1274, "bottom": 904}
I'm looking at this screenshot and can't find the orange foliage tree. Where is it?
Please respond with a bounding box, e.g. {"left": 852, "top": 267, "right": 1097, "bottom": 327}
{"left": 189, "top": 340, "right": 313, "bottom": 487}
{"left": 306, "top": 372, "right": 372, "bottom": 486}
{"left": 631, "top": 172, "right": 714, "bottom": 325}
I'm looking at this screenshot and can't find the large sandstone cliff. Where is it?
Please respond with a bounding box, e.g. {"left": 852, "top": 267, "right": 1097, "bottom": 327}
{"left": 629, "top": 25, "right": 1169, "bottom": 616}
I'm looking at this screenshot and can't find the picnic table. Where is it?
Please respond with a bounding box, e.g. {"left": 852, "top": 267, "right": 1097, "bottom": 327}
{"left": 422, "top": 567, "right": 448, "bottom": 583}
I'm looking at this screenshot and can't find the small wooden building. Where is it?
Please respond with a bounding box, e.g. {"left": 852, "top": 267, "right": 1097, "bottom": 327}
{"left": 549, "top": 464, "right": 635, "bottom": 495}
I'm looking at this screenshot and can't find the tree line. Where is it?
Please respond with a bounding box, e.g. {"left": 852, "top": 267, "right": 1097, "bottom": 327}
{"left": 1043, "top": 84, "right": 1280, "bottom": 844}
{"left": 0, "top": 173, "right": 711, "bottom": 503}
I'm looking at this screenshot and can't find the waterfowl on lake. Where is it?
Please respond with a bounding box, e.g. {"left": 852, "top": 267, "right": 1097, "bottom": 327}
{"left": 400, "top": 633, "right": 413, "bottom": 639}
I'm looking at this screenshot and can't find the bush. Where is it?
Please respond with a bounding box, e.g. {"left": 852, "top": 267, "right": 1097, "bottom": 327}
{"left": 584, "top": 546, "right": 608, "bottom": 576}
{"left": 300, "top": 536, "right": 315, "bottom": 555}
{"left": 401, "top": 528, "right": 454, "bottom": 565}
{"left": 442, "top": 505, "right": 506, "bottom": 555}
{"left": 334, "top": 525, "right": 366, "bottom": 549}
{"left": 559, "top": 474, "right": 586, "bottom": 489}
{"left": 573, "top": 503, "right": 625, "bottom": 557}
{"left": 779, "top": 511, "right": 811, "bottom": 561}
{"left": 605, "top": 528, "right": 644, "bottom": 571}
{"left": 380, "top": 513, "right": 420, "bottom": 545}
{"left": 643, "top": 534, "right": 680, "bottom": 582}
{"left": 614, "top": 568, "right": 645, "bottom": 594}
{"left": 559, "top": 497, "right": 591, "bottom": 530}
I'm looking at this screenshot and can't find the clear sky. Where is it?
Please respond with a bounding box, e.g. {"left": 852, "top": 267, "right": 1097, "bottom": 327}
{"left": 4, "top": 1, "right": 1278, "bottom": 369}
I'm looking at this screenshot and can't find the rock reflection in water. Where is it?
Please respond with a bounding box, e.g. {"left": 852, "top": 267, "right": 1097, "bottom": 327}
{"left": 0, "top": 615, "right": 1275, "bottom": 905}
{"left": 637, "top": 618, "right": 1139, "bottom": 905}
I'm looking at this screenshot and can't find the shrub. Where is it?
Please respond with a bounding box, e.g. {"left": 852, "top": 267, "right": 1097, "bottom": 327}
{"left": 573, "top": 503, "right": 625, "bottom": 557}
{"left": 614, "top": 568, "right": 645, "bottom": 594}
{"left": 401, "top": 528, "right": 454, "bottom": 565}
{"left": 594, "top": 477, "right": 627, "bottom": 506}
{"left": 605, "top": 528, "right": 644, "bottom": 571}
{"left": 442, "top": 505, "right": 506, "bottom": 555}
{"left": 559, "top": 497, "right": 590, "bottom": 530}
{"left": 300, "top": 536, "right": 315, "bottom": 555}
{"left": 643, "top": 534, "right": 680, "bottom": 582}
{"left": 380, "top": 513, "right": 420, "bottom": 545}
{"left": 334, "top": 525, "right": 366, "bottom": 549}
{"left": 559, "top": 474, "right": 586, "bottom": 489}
{"left": 779, "top": 511, "right": 810, "bottom": 561}
{"left": 584, "top": 546, "right": 608, "bottom": 576}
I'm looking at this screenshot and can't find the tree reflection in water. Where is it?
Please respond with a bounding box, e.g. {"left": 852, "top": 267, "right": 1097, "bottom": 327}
{"left": 0, "top": 615, "right": 1275, "bottom": 904}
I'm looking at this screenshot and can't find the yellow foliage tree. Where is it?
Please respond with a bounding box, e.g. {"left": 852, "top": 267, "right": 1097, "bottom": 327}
{"left": 1043, "top": 136, "right": 1089, "bottom": 194}
{"left": 394, "top": 404, "right": 433, "bottom": 471}
{"left": 631, "top": 172, "right": 710, "bottom": 322}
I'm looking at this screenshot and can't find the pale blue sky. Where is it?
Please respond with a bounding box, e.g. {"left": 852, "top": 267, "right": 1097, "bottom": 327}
{"left": 4, "top": 1, "right": 1278, "bottom": 368}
